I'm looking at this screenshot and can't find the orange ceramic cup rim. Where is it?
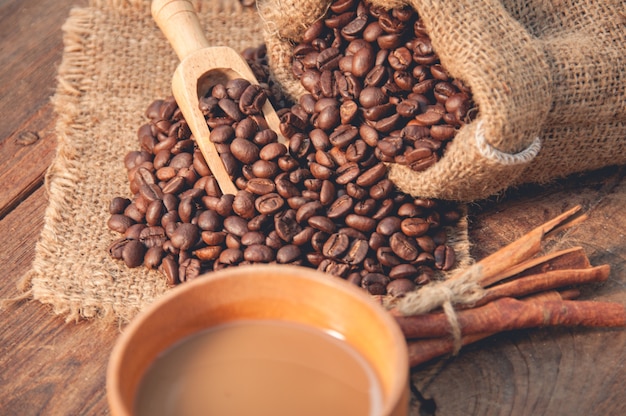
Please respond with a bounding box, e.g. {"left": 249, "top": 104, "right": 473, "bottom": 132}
{"left": 106, "top": 264, "right": 409, "bottom": 416}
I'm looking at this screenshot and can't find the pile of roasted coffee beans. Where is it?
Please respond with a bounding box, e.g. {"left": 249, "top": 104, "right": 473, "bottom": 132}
{"left": 282, "top": 0, "right": 476, "bottom": 172}
{"left": 107, "top": 1, "right": 469, "bottom": 297}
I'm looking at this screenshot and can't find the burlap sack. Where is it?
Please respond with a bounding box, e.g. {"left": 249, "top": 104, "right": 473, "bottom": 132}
{"left": 18, "top": 0, "right": 267, "bottom": 322}
{"left": 260, "top": 0, "right": 626, "bottom": 201}
{"left": 19, "top": 0, "right": 470, "bottom": 322}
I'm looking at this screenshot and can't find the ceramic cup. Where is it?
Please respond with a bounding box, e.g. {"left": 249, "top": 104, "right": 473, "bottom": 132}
{"left": 106, "top": 264, "right": 409, "bottom": 416}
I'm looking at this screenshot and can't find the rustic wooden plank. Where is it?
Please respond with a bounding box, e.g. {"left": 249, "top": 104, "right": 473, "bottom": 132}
{"left": 0, "top": 1, "right": 115, "bottom": 415}
{"left": 1, "top": 0, "right": 625, "bottom": 415}
{"left": 0, "top": 0, "right": 88, "bottom": 143}
{"left": 0, "top": 103, "right": 57, "bottom": 219}
{"left": 0, "top": 187, "right": 118, "bottom": 416}
{"left": 0, "top": 0, "right": 87, "bottom": 218}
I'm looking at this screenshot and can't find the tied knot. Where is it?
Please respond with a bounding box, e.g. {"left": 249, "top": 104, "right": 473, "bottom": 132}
{"left": 396, "top": 265, "right": 487, "bottom": 355}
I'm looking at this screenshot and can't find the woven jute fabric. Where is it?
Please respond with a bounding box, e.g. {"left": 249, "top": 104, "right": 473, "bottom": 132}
{"left": 19, "top": 0, "right": 266, "bottom": 322}
{"left": 260, "top": 0, "right": 626, "bottom": 201}
{"left": 19, "top": 0, "right": 471, "bottom": 322}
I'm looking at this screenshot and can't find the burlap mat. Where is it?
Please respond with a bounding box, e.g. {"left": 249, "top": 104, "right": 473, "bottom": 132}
{"left": 18, "top": 0, "right": 263, "bottom": 322}
{"left": 18, "top": 0, "right": 470, "bottom": 323}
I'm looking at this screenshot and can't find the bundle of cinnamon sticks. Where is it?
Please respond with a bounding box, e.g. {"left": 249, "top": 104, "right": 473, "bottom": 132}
{"left": 386, "top": 205, "right": 626, "bottom": 367}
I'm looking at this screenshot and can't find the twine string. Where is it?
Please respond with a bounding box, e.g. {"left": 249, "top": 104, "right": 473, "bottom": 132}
{"left": 474, "top": 120, "right": 542, "bottom": 165}
{"left": 397, "top": 264, "right": 487, "bottom": 355}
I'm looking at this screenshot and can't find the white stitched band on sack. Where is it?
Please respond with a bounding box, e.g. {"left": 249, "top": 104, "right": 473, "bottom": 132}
{"left": 475, "top": 120, "right": 542, "bottom": 165}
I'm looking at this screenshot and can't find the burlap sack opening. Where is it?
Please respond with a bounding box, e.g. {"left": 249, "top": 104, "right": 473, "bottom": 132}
{"left": 18, "top": 0, "right": 471, "bottom": 322}
{"left": 260, "top": 0, "right": 626, "bottom": 201}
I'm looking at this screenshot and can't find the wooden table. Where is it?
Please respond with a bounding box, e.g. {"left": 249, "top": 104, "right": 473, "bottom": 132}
{"left": 1, "top": 1, "right": 624, "bottom": 414}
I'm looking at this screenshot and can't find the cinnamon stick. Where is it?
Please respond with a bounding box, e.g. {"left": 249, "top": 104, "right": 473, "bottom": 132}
{"left": 472, "top": 205, "right": 586, "bottom": 287}
{"left": 406, "top": 291, "right": 577, "bottom": 367}
{"left": 486, "top": 246, "right": 591, "bottom": 284}
{"left": 475, "top": 265, "right": 610, "bottom": 306}
{"left": 407, "top": 332, "right": 491, "bottom": 367}
{"left": 396, "top": 297, "right": 626, "bottom": 339}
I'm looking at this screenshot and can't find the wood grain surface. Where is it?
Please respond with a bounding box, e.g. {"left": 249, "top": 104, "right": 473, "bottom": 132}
{"left": 0, "top": 1, "right": 624, "bottom": 415}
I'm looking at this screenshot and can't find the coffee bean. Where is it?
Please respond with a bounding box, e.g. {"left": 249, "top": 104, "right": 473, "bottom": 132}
{"left": 359, "top": 86, "right": 387, "bottom": 108}
{"left": 335, "top": 162, "right": 361, "bottom": 185}
{"left": 239, "top": 231, "right": 263, "bottom": 246}
{"left": 344, "top": 214, "right": 376, "bottom": 232}
{"left": 244, "top": 244, "right": 275, "bottom": 262}
{"left": 245, "top": 178, "right": 275, "bottom": 195}
{"left": 372, "top": 198, "right": 395, "bottom": 220}
{"left": 179, "top": 258, "right": 202, "bottom": 282}
{"left": 219, "top": 248, "right": 243, "bottom": 265}
{"left": 124, "top": 223, "right": 146, "bottom": 240}
{"left": 255, "top": 193, "right": 285, "bottom": 215}
{"left": 322, "top": 233, "right": 350, "bottom": 258}
{"left": 170, "top": 223, "right": 200, "bottom": 251}
{"left": 220, "top": 216, "right": 247, "bottom": 237}
{"left": 330, "top": 0, "right": 354, "bottom": 14}
{"left": 258, "top": 142, "right": 286, "bottom": 161}
{"left": 318, "top": 258, "right": 351, "bottom": 278}
{"left": 296, "top": 200, "right": 323, "bottom": 223}
{"left": 346, "top": 183, "right": 368, "bottom": 199}
{"left": 369, "top": 178, "right": 394, "bottom": 200}
{"left": 376, "top": 216, "right": 402, "bottom": 236}
{"left": 178, "top": 197, "right": 195, "bottom": 223}
{"left": 353, "top": 198, "right": 378, "bottom": 216}
{"left": 144, "top": 246, "right": 165, "bottom": 269}
{"left": 109, "top": 197, "right": 131, "bottom": 215}
{"left": 108, "top": 237, "right": 130, "bottom": 260}
{"left": 162, "top": 176, "right": 186, "bottom": 194}
{"left": 108, "top": 214, "right": 135, "bottom": 233}
{"left": 122, "top": 240, "right": 146, "bottom": 268}
{"left": 356, "top": 162, "right": 387, "bottom": 187}
{"left": 291, "top": 226, "right": 315, "bottom": 247}
{"left": 196, "top": 209, "right": 222, "bottom": 231}
{"left": 160, "top": 255, "right": 179, "bottom": 286}
{"left": 226, "top": 78, "right": 251, "bottom": 100}
{"left": 376, "top": 246, "right": 402, "bottom": 267}
{"left": 230, "top": 138, "right": 259, "bottom": 164}
{"left": 361, "top": 273, "right": 389, "bottom": 295}
{"left": 342, "top": 238, "right": 369, "bottom": 265}
{"left": 386, "top": 278, "right": 416, "bottom": 297}
{"left": 434, "top": 244, "right": 455, "bottom": 270}
{"left": 276, "top": 244, "right": 302, "bottom": 263}
{"left": 344, "top": 140, "right": 368, "bottom": 164}
{"left": 274, "top": 209, "right": 301, "bottom": 242}
{"left": 317, "top": 47, "right": 341, "bottom": 71}
{"left": 309, "top": 162, "right": 333, "bottom": 180}
{"left": 319, "top": 180, "right": 336, "bottom": 205}
{"left": 308, "top": 215, "right": 337, "bottom": 233}
{"left": 145, "top": 199, "right": 165, "bottom": 226}
{"left": 218, "top": 98, "right": 244, "bottom": 121}
{"left": 389, "top": 263, "right": 418, "bottom": 280}
{"left": 233, "top": 119, "right": 256, "bottom": 141}
{"left": 368, "top": 232, "right": 387, "bottom": 251}
{"left": 239, "top": 84, "right": 267, "bottom": 114}
{"left": 352, "top": 45, "right": 375, "bottom": 77}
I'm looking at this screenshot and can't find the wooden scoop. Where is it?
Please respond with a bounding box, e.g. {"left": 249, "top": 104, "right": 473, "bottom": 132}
{"left": 151, "top": 0, "right": 284, "bottom": 195}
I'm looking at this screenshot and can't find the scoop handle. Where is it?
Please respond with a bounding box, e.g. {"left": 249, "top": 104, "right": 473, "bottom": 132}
{"left": 151, "top": 0, "right": 210, "bottom": 61}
